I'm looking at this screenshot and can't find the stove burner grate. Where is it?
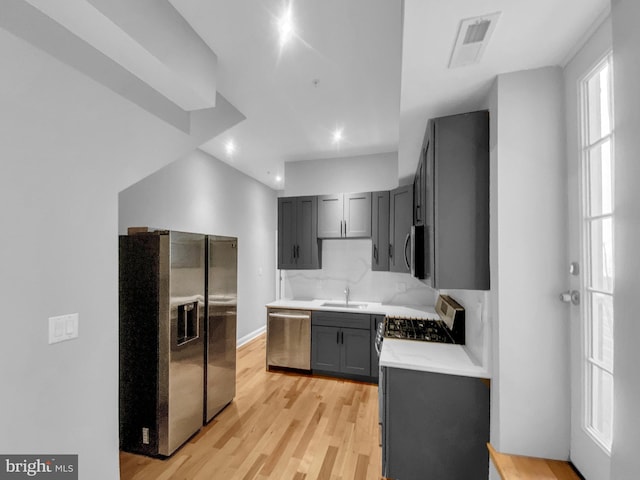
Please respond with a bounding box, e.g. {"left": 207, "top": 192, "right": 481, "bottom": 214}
{"left": 384, "top": 317, "right": 454, "bottom": 344}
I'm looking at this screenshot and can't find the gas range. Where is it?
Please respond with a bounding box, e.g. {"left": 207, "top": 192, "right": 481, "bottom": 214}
{"left": 384, "top": 317, "right": 454, "bottom": 344}
{"left": 376, "top": 295, "right": 465, "bottom": 348}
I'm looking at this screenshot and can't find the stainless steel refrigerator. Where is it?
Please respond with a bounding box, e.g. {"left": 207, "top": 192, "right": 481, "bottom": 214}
{"left": 119, "top": 230, "right": 237, "bottom": 457}
{"left": 205, "top": 235, "right": 237, "bottom": 422}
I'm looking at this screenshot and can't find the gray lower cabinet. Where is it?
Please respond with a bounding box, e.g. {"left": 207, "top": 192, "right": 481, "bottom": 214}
{"left": 310, "top": 325, "right": 342, "bottom": 373}
{"left": 371, "top": 191, "right": 390, "bottom": 271}
{"left": 389, "top": 185, "right": 413, "bottom": 273}
{"left": 370, "top": 315, "right": 383, "bottom": 380}
{"left": 381, "top": 366, "right": 490, "bottom": 480}
{"left": 311, "top": 311, "right": 372, "bottom": 379}
{"left": 340, "top": 328, "right": 371, "bottom": 375}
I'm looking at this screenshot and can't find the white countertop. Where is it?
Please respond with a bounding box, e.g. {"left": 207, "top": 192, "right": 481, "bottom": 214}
{"left": 266, "top": 298, "right": 439, "bottom": 320}
{"left": 380, "top": 338, "right": 490, "bottom": 379}
{"left": 266, "top": 298, "right": 490, "bottom": 379}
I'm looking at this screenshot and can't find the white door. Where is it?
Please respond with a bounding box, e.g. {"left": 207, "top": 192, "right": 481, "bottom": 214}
{"left": 568, "top": 53, "right": 615, "bottom": 480}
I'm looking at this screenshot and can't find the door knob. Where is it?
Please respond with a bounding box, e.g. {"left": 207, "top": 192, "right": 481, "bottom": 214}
{"left": 560, "top": 290, "right": 580, "bottom": 306}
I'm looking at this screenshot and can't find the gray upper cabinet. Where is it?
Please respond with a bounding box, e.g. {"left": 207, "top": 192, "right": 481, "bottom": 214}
{"left": 420, "top": 110, "right": 490, "bottom": 290}
{"left": 413, "top": 144, "right": 427, "bottom": 227}
{"left": 389, "top": 185, "right": 413, "bottom": 273}
{"left": 318, "top": 192, "right": 372, "bottom": 238}
{"left": 371, "top": 191, "right": 390, "bottom": 271}
{"left": 317, "top": 194, "right": 342, "bottom": 238}
{"left": 277, "top": 196, "right": 320, "bottom": 270}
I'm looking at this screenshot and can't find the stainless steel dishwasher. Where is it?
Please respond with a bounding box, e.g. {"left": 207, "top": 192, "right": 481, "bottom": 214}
{"left": 266, "top": 308, "right": 311, "bottom": 370}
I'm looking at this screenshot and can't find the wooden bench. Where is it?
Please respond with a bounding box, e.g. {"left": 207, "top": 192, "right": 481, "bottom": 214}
{"left": 487, "top": 443, "right": 583, "bottom": 479}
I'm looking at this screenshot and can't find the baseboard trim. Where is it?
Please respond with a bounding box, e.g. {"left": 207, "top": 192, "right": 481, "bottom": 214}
{"left": 237, "top": 326, "right": 266, "bottom": 348}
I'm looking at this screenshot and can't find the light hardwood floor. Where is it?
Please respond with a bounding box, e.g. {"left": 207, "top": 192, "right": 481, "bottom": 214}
{"left": 487, "top": 444, "right": 584, "bottom": 480}
{"left": 120, "top": 334, "right": 383, "bottom": 480}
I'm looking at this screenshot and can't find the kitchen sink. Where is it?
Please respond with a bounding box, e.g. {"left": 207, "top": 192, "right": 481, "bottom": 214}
{"left": 321, "top": 301, "right": 369, "bottom": 310}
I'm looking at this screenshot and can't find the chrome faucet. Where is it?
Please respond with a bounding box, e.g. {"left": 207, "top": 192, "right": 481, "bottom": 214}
{"left": 344, "top": 286, "right": 350, "bottom": 306}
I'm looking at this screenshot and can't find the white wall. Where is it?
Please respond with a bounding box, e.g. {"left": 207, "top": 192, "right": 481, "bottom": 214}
{"left": 119, "top": 149, "right": 277, "bottom": 342}
{"left": 490, "top": 67, "right": 570, "bottom": 459}
{"left": 611, "top": 1, "right": 640, "bottom": 478}
{"left": 485, "top": 78, "right": 501, "bottom": 480}
{"left": 283, "top": 151, "right": 399, "bottom": 196}
{"left": 0, "top": 28, "right": 240, "bottom": 479}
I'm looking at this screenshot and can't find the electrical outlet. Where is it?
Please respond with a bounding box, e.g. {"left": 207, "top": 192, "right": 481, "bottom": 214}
{"left": 48, "top": 313, "right": 79, "bottom": 344}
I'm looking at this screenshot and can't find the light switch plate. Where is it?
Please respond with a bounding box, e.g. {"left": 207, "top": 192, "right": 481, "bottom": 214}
{"left": 48, "top": 313, "right": 79, "bottom": 344}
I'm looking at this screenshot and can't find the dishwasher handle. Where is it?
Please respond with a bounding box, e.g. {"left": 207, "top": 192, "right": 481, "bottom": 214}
{"left": 268, "top": 312, "right": 311, "bottom": 320}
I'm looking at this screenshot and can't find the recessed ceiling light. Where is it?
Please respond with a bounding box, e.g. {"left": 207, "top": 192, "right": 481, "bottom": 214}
{"left": 332, "top": 128, "right": 343, "bottom": 144}
{"left": 277, "top": 4, "right": 294, "bottom": 47}
{"left": 275, "top": 175, "right": 282, "bottom": 182}
{"left": 225, "top": 140, "right": 236, "bottom": 155}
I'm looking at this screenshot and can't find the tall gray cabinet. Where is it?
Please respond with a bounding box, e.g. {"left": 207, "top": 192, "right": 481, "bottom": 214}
{"left": 418, "top": 110, "right": 490, "bottom": 290}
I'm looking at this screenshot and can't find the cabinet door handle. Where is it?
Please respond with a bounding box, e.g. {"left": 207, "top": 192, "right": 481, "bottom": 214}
{"left": 341, "top": 331, "right": 344, "bottom": 344}
{"left": 373, "top": 244, "right": 378, "bottom": 263}
{"left": 292, "top": 245, "right": 296, "bottom": 260}
{"left": 425, "top": 226, "right": 430, "bottom": 277}
{"left": 296, "top": 245, "right": 300, "bottom": 259}
{"left": 404, "top": 233, "right": 411, "bottom": 270}
{"left": 343, "top": 220, "right": 347, "bottom": 237}
{"left": 389, "top": 244, "right": 393, "bottom": 259}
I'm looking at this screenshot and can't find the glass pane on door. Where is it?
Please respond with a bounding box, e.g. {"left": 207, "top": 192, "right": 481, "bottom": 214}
{"left": 588, "top": 217, "right": 614, "bottom": 292}
{"left": 589, "top": 365, "right": 613, "bottom": 445}
{"left": 590, "top": 292, "right": 614, "bottom": 370}
{"left": 585, "top": 62, "right": 612, "bottom": 144}
{"left": 588, "top": 140, "right": 613, "bottom": 216}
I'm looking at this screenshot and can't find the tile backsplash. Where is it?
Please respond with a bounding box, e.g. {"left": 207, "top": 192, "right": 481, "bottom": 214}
{"left": 279, "top": 238, "right": 491, "bottom": 372}
{"left": 279, "top": 239, "right": 437, "bottom": 306}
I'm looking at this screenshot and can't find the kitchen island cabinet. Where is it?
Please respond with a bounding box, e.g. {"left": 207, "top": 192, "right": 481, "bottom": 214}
{"left": 381, "top": 366, "right": 490, "bottom": 480}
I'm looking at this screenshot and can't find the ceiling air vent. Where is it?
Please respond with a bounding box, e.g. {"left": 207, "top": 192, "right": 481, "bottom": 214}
{"left": 448, "top": 12, "right": 501, "bottom": 69}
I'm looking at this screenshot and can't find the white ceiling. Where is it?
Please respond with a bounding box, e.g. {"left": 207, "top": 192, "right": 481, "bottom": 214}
{"left": 170, "top": 0, "right": 403, "bottom": 189}
{"left": 8, "top": 1, "right": 612, "bottom": 190}
{"left": 398, "top": 0, "right": 610, "bottom": 181}
{"left": 169, "top": 0, "right": 610, "bottom": 189}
